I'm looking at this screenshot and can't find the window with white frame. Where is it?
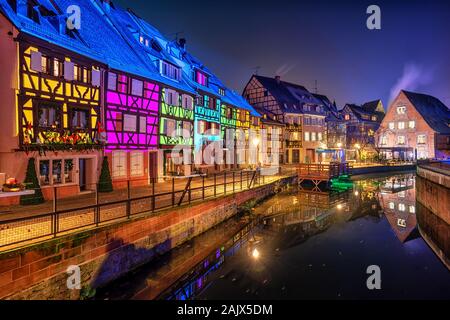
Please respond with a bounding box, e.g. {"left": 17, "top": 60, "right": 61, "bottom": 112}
{"left": 389, "top": 122, "right": 395, "bottom": 130}
{"left": 304, "top": 132, "right": 310, "bottom": 141}
{"left": 380, "top": 136, "right": 387, "bottom": 145}
{"left": 397, "top": 106, "right": 406, "bottom": 114}
{"left": 318, "top": 132, "right": 323, "bottom": 141}
{"left": 130, "top": 152, "right": 144, "bottom": 177}
{"left": 417, "top": 134, "right": 426, "bottom": 144}
{"left": 112, "top": 151, "right": 127, "bottom": 178}
{"left": 408, "top": 121, "right": 415, "bottom": 129}
{"left": 389, "top": 202, "right": 395, "bottom": 209}
{"left": 161, "top": 61, "right": 180, "bottom": 81}
{"left": 398, "top": 122, "right": 405, "bottom": 130}
{"left": 123, "top": 114, "right": 137, "bottom": 132}
{"left": 38, "top": 159, "right": 74, "bottom": 186}
{"left": 311, "top": 132, "right": 317, "bottom": 141}
{"left": 397, "top": 135, "right": 406, "bottom": 145}
{"left": 409, "top": 205, "right": 416, "bottom": 214}
{"left": 398, "top": 203, "right": 406, "bottom": 212}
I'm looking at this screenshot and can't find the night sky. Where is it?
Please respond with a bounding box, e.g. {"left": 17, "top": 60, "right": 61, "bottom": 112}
{"left": 113, "top": 0, "right": 450, "bottom": 109}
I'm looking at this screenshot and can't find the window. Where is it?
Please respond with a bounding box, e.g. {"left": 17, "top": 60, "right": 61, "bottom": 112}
{"left": 39, "top": 159, "right": 74, "bottom": 186}
{"left": 398, "top": 122, "right": 405, "bottom": 130}
{"left": 226, "top": 108, "right": 232, "bottom": 119}
{"left": 380, "top": 136, "right": 387, "bottom": 145}
{"left": 304, "top": 117, "right": 311, "bottom": 125}
{"left": 397, "top": 106, "right": 406, "bottom": 114}
{"left": 409, "top": 205, "right": 416, "bottom": 214}
{"left": 182, "top": 122, "right": 192, "bottom": 138}
{"left": 139, "top": 35, "right": 144, "bottom": 44}
{"left": 118, "top": 74, "right": 128, "bottom": 93}
{"left": 198, "top": 120, "right": 207, "bottom": 134}
{"left": 165, "top": 89, "right": 179, "bottom": 106}
{"left": 318, "top": 132, "right": 323, "bottom": 141}
{"left": 41, "top": 55, "right": 50, "bottom": 73}
{"left": 398, "top": 203, "right": 406, "bottom": 212}
{"left": 304, "top": 132, "right": 310, "bottom": 141}
{"left": 161, "top": 61, "right": 180, "bottom": 81}
{"left": 389, "top": 202, "right": 395, "bottom": 209}
{"left": 218, "top": 88, "right": 225, "bottom": 96}
{"left": 74, "top": 65, "right": 91, "bottom": 83}
{"left": 162, "top": 118, "right": 176, "bottom": 136}
{"left": 130, "top": 152, "right": 144, "bottom": 177}
{"left": 195, "top": 70, "right": 208, "bottom": 86}
{"left": 123, "top": 114, "right": 137, "bottom": 132}
{"left": 131, "top": 79, "right": 143, "bottom": 96}
{"left": 371, "top": 116, "right": 377, "bottom": 121}
{"left": 311, "top": 132, "right": 317, "bottom": 141}
{"left": 39, "top": 160, "right": 50, "bottom": 186}
{"left": 71, "top": 109, "right": 88, "bottom": 129}
{"left": 417, "top": 134, "right": 426, "bottom": 144}
{"left": 139, "top": 116, "right": 147, "bottom": 133}
{"left": 112, "top": 151, "right": 127, "bottom": 178}
{"left": 53, "top": 59, "right": 62, "bottom": 77}
{"left": 389, "top": 122, "right": 395, "bottom": 130}
{"left": 344, "top": 114, "right": 350, "bottom": 121}
{"left": 181, "top": 94, "right": 193, "bottom": 110}
{"left": 108, "top": 72, "right": 117, "bottom": 91}
{"left": 38, "top": 104, "right": 59, "bottom": 128}
{"left": 204, "top": 96, "right": 211, "bottom": 109}
{"left": 210, "top": 122, "right": 219, "bottom": 135}
{"left": 397, "top": 136, "right": 406, "bottom": 145}
{"left": 196, "top": 95, "right": 204, "bottom": 106}
{"left": 408, "top": 121, "right": 415, "bottom": 129}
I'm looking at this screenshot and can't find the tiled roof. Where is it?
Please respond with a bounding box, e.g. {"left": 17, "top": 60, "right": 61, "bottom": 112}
{"left": 253, "top": 75, "right": 325, "bottom": 115}
{"left": 402, "top": 90, "right": 450, "bottom": 134}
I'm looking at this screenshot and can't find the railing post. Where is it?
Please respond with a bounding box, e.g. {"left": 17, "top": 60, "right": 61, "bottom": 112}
{"left": 95, "top": 183, "right": 100, "bottom": 226}
{"left": 152, "top": 178, "right": 155, "bottom": 212}
{"left": 214, "top": 173, "right": 217, "bottom": 197}
{"left": 233, "top": 171, "right": 235, "bottom": 193}
{"left": 240, "top": 171, "right": 243, "bottom": 190}
{"left": 172, "top": 178, "right": 175, "bottom": 207}
{"left": 127, "top": 180, "right": 131, "bottom": 219}
{"left": 188, "top": 178, "right": 192, "bottom": 204}
{"left": 224, "top": 172, "right": 227, "bottom": 195}
{"left": 202, "top": 175, "right": 205, "bottom": 200}
{"left": 52, "top": 186, "right": 57, "bottom": 213}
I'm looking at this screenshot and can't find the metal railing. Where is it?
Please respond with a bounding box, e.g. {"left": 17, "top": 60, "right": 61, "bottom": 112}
{"left": 0, "top": 169, "right": 290, "bottom": 250}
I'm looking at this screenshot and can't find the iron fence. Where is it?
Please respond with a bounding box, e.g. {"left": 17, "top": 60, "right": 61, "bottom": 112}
{"left": 0, "top": 168, "right": 291, "bottom": 250}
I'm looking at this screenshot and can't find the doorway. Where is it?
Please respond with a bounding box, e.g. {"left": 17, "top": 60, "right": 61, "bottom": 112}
{"left": 148, "top": 151, "right": 158, "bottom": 179}
{"left": 79, "top": 158, "right": 87, "bottom": 191}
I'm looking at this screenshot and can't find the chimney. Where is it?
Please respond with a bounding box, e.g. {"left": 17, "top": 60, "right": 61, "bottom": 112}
{"left": 275, "top": 75, "right": 281, "bottom": 84}
{"left": 178, "top": 38, "right": 186, "bottom": 50}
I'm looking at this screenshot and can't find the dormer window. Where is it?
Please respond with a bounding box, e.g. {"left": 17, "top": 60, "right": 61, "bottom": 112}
{"left": 160, "top": 61, "right": 180, "bottom": 81}
{"left": 397, "top": 106, "right": 406, "bottom": 114}
{"left": 195, "top": 70, "right": 208, "bottom": 86}
{"left": 219, "top": 88, "right": 225, "bottom": 96}
{"left": 139, "top": 35, "right": 144, "bottom": 44}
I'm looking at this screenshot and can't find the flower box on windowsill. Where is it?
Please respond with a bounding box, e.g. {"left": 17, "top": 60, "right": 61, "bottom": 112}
{"left": 2, "top": 186, "right": 24, "bottom": 193}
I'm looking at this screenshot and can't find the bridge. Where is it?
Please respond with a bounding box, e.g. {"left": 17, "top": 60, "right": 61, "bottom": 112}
{"left": 297, "top": 163, "right": 353, "bottom": 191}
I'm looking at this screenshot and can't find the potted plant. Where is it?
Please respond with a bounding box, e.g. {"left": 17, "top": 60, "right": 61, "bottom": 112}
{"left": 2, "top": 178, "right": 25, "bottom": 192}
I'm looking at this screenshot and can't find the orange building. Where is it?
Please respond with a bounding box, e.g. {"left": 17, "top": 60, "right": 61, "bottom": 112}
{"left": 376, "top": 90, "right": 450, "bottom": 160}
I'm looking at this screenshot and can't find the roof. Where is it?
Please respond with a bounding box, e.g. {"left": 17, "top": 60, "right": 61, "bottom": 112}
{"left": 362, "top": 100, "right": 384, "bottom": 113}
{"left": 402, "top": 90, "right": 450, "bottom": 134}
{"left": 253, "top": 75, "right": 325, "bottom": 115}
{"left": 343, "top": 103, "right": 384, "bottom": 123}
{"left": 0, "top": 0, "right": 257, "bottom": 114}
{"left": 0, "top": 0, "right": 161, "bottom": 81}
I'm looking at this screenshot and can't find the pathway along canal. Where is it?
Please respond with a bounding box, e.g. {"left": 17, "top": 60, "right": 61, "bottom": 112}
{"left": 96, "top": 172, "right": 450, "bottom": 300}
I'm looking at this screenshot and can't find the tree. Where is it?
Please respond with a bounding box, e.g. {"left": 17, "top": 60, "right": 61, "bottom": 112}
{"left": 20, "top": 158, "right": 45, "bottom": 205}
{"left": 98, "top": 156, "right": 113, "bottom": 193}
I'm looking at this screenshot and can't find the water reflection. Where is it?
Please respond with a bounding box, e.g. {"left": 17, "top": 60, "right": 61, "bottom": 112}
{"left": 97, "top": 173, "right": 450, "bottom": 300}
{"left": 157, "top": 173, "right": 449, "bottom": 300}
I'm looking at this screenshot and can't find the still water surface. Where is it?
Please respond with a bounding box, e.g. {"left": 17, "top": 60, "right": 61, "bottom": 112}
{"left": 97, "top": 173, "right": 450, "bottom": 300}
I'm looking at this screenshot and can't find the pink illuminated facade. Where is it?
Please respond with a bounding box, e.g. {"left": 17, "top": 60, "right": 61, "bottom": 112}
{"left": 105, "top": 71, "right": 160, "bottom": 184}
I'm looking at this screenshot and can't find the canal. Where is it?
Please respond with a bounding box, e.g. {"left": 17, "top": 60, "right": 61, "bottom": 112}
{"left": 95, "top": 172, "right": 450, "bottom": 300}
